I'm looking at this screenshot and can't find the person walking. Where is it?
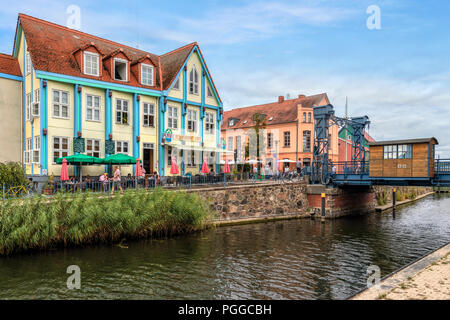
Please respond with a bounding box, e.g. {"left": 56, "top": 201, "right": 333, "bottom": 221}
{"left": 111, "top": 166, "right": 123, "bottom": 195}
{"left": 296, "top": 158, "right": 302, "bottom": 174}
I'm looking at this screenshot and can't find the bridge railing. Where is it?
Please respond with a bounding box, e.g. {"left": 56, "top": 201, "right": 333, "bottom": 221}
{"left": 435, "top": 159, "right": 450, "bottom": 174}
{"left": 330, "top": 161, "right": 369, "bottom": 176}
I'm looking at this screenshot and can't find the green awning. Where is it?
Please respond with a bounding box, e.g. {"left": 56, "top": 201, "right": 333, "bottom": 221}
{"left": 102, "top": 154, "right": 137, "bottom": 164}
{"left": 56, "top": 154, "right": 103, "bottom": 165}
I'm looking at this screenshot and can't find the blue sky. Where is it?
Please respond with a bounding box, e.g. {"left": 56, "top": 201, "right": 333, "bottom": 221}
{"left": 1, "top": 0, "right": 450, "bottom": 156}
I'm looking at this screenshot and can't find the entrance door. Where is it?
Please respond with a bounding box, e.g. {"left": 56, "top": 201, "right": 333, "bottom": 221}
{"left": 143, "top": 144, "right": 154, "bottom": 174}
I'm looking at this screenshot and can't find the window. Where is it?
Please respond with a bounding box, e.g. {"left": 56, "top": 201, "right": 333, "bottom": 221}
{"left": 398, "top": 144, "right": 412, "bottom": 159}
{"left": 167, "top": 146, "right": 173, "bottom": 166}
{"left": 167, "top": 106, "right": 178, "bottom": 129}
{"left": 187, "top": 150, "right": 196, "bottom": 167}
{"left": 205, "top": 112, "right": 214, "bottom": 134}
{"left": 143, "top": 103, "right": 155, "bottom": 127}
{"left": 26, "top": 93, "right": 31, "bottom": 121}
{"left": 33, "top": 136, "right": 40, "bottom": 163}
{"left": 116, "top": 99, "right": 129, "bottom": 124}
{"left": 141, "top": 64, "right": 154, "bottom": 86}
{"left": 236, "top": 136, "right": 242, "bottom": 160}
{"left": 33, "top": 89, "right": 40, "bottom": 117}
{"left": 53, "top": 137, "right": 69, "bottom": 163}
{"left": 207, "top": 84, "right": 213, "bottom": 97}
{"left": 187, "top": 109, "right": 197, "bottom": 132}
{"left": 267, "top": 133, "right": 273, "bottom": 149}
{"left": 173, "top": 78, "right": 180, "bottom": 90}
{"left": 25, "top": 53, "right": 31, "bottom": 75}
{"left": 84, "top": 52, "right": 99, "bottom": 76}
{"left": 228, "top": 137, "right": 233, "bottom": 151}
{"left": 189, "top": 66, "right": 199, "bottom": 94}
{"left": 114, "top": 58, "right": 128, "bottom": 81}
{"left": 308, "top": 112, "right": 312, "bottom": 123}
{"left": 86, "top": 94, "right": 101, "bottom": 121}
{"left": 383, "top": 145, "right": 396, "bottom": 159}
{"left": 284, "top": 131, "right": 291, "bottom": 147}
{"left": 116, "top": 141, "right": 129, "bottom": 155}
{"left": 53, "top": 90, "right": 69, "bottom": 119}
{"left": 303, "top": 112, "right": 306, "bottom": 122}
{"left": 86, "top": 139, "right": 100, "bottom": 158}
{"left": 25, "top": 138, "right": 32, "bottom": 164}
{"left": 229, "top": 118, "right": 237, "bottom": 127}
{"left": 303, "top": 131, "right": 311, "bottom": 152}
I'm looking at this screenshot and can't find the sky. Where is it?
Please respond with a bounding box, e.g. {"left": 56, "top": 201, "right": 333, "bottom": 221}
{"left": 1, "top": 0, "right": 450, "bottom": 156}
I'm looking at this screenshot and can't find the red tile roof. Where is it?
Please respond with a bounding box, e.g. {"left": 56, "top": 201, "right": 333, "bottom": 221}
{"left": 17, "top": 13, "right": 218, "bottom": 96}
{"left": 0, "top": 53, "right": 22, "bottom": 77}
{"left": 221, "top": 93, "right": 329, "bottom": 130}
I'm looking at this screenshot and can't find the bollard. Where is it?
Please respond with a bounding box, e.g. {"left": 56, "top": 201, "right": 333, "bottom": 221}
{"left": 393, "top": 187, "right": 396, "bottom": 210}
{"left": 321, "top": 193, "right": 326, "bottom": 222}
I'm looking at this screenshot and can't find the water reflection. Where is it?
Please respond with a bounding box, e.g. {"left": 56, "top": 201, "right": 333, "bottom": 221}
{"left": 0, "top": 194, "right": 449, "bottom": 300}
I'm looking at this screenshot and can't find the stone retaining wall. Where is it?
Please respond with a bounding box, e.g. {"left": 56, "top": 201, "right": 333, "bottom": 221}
{"left": 190, "top": 182, "right": 309, "bottom": 222}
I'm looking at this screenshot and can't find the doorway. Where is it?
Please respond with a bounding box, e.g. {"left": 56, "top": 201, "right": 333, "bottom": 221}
{"left": 143, "top": 143, "right": 154, "bottom": 174}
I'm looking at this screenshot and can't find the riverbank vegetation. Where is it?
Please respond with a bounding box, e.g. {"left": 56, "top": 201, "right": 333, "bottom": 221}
{"left": 0, "top": 188, "right": 214, "bottom": 255}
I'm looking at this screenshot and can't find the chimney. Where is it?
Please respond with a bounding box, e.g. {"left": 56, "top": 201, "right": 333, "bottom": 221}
{"left": 278, "top": 96, "right": 284, "bottom": 103}
{"left": 298, "top": 94, "right": 306, "bottom": 99}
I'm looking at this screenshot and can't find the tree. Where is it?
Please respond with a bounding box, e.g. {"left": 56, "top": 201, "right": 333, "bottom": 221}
{"left": 249, "top": 113, "right": 267, "bottom": 172}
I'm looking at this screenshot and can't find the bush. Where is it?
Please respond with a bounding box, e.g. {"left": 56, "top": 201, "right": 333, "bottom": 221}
{"left": 0, "top": 162, "right": 27, "bottom": 186}
{"left": 377, "top": 190, "right": 388, "bottom": 206}
{"left": 0, "top": 188, "right": 213, "bottom": 255}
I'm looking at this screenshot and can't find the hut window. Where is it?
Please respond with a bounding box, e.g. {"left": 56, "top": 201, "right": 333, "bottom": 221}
{"left": 398, "top": 144, "right": 412, "bottom": 159}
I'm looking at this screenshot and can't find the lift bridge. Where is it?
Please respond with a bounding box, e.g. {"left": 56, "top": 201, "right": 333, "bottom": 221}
{"left": 310, "top": 104, "right": 450, "bottom": 188}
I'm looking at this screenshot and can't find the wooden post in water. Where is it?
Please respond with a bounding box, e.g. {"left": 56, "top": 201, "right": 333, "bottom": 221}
{"left": 321, "top": 193, "right": 326, "bottom": 222}
{"left": 393, "top": 187, "right": 396, "bottom": 211}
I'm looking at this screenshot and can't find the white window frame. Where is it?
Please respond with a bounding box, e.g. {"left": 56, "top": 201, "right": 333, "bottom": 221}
{"left": 172, "top": 78, "right": 180, "bottom": 91}
{"left": 207, "top": 84, "right": 213, "bottom": 98}
{"left": 187, "top": 109, "right": 197, "bottom": 132}
{"left": 116, "top": 141, "right": 129, "bottom": 155}
{"left": 116, "top": 99, "right": 129, "bottom": 125}
{"left": 86, "top": 94, "right": 101, "bottom": 122}
{"left": 189, "top": 66, "right": 199, "bottom": 95}
{"left": 53, "top": 136, "right": 70, "bottom": 163}
{"left": 228, "top": 137, "right": 233, "bottom": 151}
{"left": 33, "top": 136, "right": 40, "bottom": 164}
{"left": 114, "top": 58, "right": 128, "bottom": 82}
{"left": 86, "top": 139, "right": 101, "bottom": 158}
{"left": 167, "top": 106, "right": 178, "bottom": 129}
{"left": 25, "top": 53, "right": 31, "bottom": 75}
{"left": 187, "top": 150, "right": 196, "bottom": 167}
{"left": 52, "top": 90, "right": 70, "bottom": 119}
{"left": 83, "top": 51, "right": 99, "bottom": 76}
{"left": 205, "top": 112, "right": 214, "bottom": 134}
{"left": 141, "top": 64, "right": 154, "bottom": 86}
{"left": 26, "top": 93, "right": 31, "bottom": 121}
{"left": 32, "top": 89, "right": 40, "bottom": 117}
{"left": 143, "top": 102, "right": 155, "bottom": 127}
{"left": 24, "top": 137, "right": 32, "bottom": 164}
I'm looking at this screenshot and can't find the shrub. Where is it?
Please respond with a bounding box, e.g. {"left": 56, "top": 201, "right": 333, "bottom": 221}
{"left": 0, "top": 162, "right": 28, "bottom": 186}
{"left": 0, "top": 188, "right": 213, "bottom": 255}
{"left": 377, "top": 190, "right": 388, "bottom": 206}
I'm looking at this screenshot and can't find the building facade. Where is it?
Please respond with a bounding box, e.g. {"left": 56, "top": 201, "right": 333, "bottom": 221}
{"left": 221, "top": 94, "right": 339, "bottom": 172}
{"left": 338, "top": 124, "right": 375, "bottom": 162}
{"left": 1, "top": 13, "right": 223, "bottom": 179}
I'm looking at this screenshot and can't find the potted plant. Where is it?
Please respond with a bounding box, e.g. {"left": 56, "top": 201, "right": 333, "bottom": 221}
{"left": 232, "top": 169, "right": 238, "bottom": 181}
{"left": 42, "top": 174, "right": 55, "bottom": 195}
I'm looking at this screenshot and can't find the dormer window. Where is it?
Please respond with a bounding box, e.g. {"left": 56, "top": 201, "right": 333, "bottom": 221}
{"left": 141, "top": 64, "right": 154, "bottom": 86}
{"left": 114, "top": 58, "right": 128, "bottom": 81}
{"left": 84, "top": 52, "right": 99, "bottom": 76}
{"left": 189, "top": 66, "right": 199, "bottom": 95}
{"left": 229, "top": 118, "right": 238, "bottom": 127}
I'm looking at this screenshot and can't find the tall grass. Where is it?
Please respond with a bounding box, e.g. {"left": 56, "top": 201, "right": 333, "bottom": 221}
{"left": 0, "top": 188, "right": 213, "bottom": 255}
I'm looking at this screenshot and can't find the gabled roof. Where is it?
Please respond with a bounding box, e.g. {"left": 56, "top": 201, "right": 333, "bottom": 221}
{"left": 221, "top": 93, "right": 328, "bottom": 130}
{"left": 338, "top": 125, "right": 375, "bottom": 143}
{"left": 368, "top": 137, "right": 438, "bottom": 146}
{"left": 0, "top": 53, "right": 22, "bottom": 77}
{"left": 16, "top": 13, "right": 219, "bottom": 95}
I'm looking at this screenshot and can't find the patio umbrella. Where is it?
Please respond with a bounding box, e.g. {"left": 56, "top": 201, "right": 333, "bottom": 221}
{"left": 56, "top": 154, "right": 103, "bottom": 180}
{"left": 201, "top": 156, "right": 209, "bottom": 174}
{"left": 102, "top": 153, "right": 137, "bottom": 164}
{"left": 224, "top": 158, "right": 231, "bottom": 174}
{"left": 60, "top": 158, "right": 69, "bottom": 181}
{"left": 170, "top": 156, "right": 179, "bottom": 175}
{"left": 135, "top": 158, "right": 143, "bottom": 177}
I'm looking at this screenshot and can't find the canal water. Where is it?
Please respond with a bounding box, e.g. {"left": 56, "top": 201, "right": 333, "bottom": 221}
{"left": 1, "top": 194, "right": 450, "bottom": 300}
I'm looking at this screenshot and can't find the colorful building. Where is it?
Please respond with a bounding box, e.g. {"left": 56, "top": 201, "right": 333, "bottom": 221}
{"left": 338, "top": 124, "right": 375, "bottom": 162}
{"left": 221, "top": 94, "right": 339, "bottom": 172}
{"left": 0, "top": 13, "right": 223, "bottom": 179}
